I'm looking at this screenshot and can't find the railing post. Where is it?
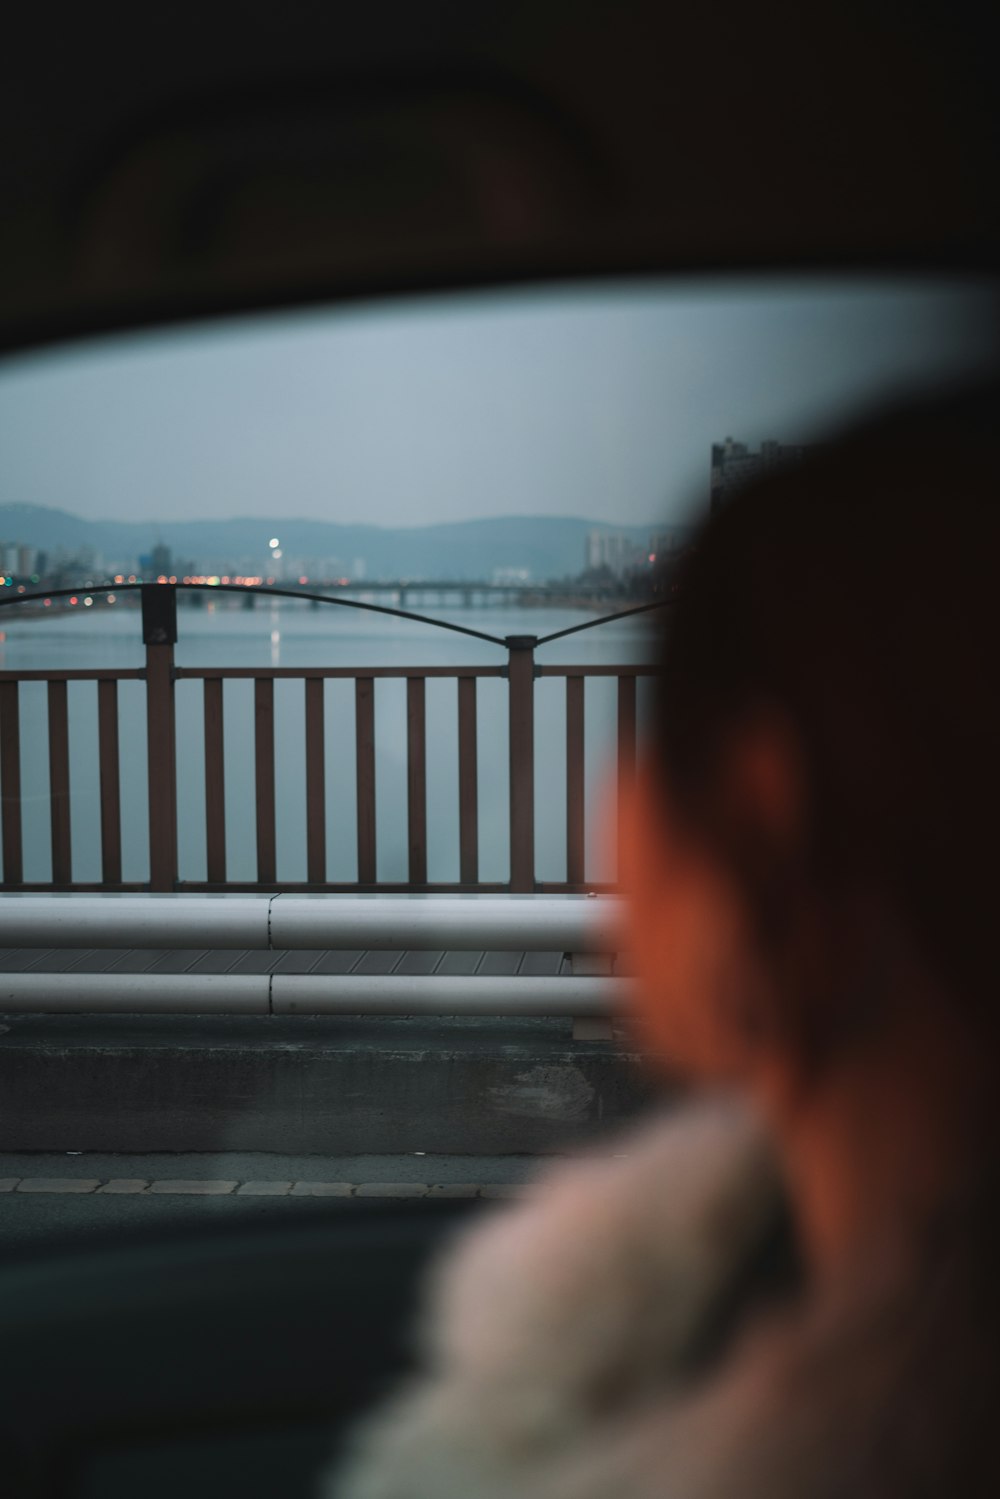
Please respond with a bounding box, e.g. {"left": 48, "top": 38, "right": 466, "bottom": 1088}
{"left": 143, "top": 584, "right": 178, "bottom": 891}
{"left": 617, "top": 673, "right": 637, "bottom": 880}
{"left": 507, "top": 634, "right": 537, "bottom": 893}
{"left": 0, "top": 681, "right": 23, "bottom": 885}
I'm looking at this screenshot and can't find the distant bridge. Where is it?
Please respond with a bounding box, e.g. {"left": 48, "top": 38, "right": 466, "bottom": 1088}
{"left": 200, "top": 578, "right": 636, "bottom": 610}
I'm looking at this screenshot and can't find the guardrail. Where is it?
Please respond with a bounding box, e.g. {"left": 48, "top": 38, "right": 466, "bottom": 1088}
{"left": 0, "top": 893, "right": 627, "bottom": 1026}
{"left": 0, "top": 892, "right": 621, "bottom": 949}
{"left": 0, "top": 583, "right": 665, "bottom": 895}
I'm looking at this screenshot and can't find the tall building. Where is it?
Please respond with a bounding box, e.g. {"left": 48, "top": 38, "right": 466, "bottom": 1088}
{"left": 585, "top": 531, "right": 643, "bottom": 578}
{"left": 150, "top": 542, "right": 173, "bottom": 577}
{"left": 710, "top": 437, "right": 810, "bottom": 513}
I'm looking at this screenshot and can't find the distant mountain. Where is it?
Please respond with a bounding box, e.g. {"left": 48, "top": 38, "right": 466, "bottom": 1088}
{"left": 0, "top": 504, "right": 680, "bottom": 581}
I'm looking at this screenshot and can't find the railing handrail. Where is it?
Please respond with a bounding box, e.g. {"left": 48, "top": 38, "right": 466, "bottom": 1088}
{"left": 0, "top": 583, "right": 662, "bottom": 894}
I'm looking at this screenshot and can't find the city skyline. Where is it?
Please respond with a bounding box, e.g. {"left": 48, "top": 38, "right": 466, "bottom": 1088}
{"left": 0, "top": 503, "right": 680, "bottom": 590}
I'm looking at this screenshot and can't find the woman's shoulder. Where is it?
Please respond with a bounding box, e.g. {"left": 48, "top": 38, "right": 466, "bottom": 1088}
{"left": 426, "top": 1093, "right": 785, "bottom": 1377}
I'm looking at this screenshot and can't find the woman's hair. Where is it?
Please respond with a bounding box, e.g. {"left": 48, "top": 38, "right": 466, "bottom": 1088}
{"left": 655, "top": 375, "right": 1000, "bottom": 1030}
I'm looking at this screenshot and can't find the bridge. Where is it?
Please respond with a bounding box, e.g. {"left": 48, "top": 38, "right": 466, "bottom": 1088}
{"left": 186, "top": 577, "right": 637, "bottom": 610}
{"left": 0, "top": 581, "right": 669, "bottom": 1157}
{"left": 313, "top": 578, "right": 622, "bottom": 605}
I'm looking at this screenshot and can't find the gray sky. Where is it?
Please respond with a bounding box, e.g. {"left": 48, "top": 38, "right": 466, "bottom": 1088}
{"left": 0, "top": 276, "right": 995, "bottom": 528}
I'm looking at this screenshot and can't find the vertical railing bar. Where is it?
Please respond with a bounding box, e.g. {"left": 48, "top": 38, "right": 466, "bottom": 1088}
{"left": 507, "top": 636, "right": 537, "bottom": 893}
{"left": 47, "top": 679, "right": 72, "bottom": 883}
{"left": 144, "top": 585, "right": 178, "bottom": 892}
{"left": 0, "top": 681, "right": 23, "bottom": 884}
{"left": 406, "top": 676, "right": 427, "bottom": 885}
{"left": 566, "top": 674, "right": 585, "bottom": 886}
{"left": 0, "top": 683, "right": 22, "bottom": 881}
{"left": 254, "top": 677, "right": 276, "bottom": 883}
{"left": 305, "top": 676, "right": 326, "bottom": 884}
{"left": 457, "top": 675, "right": 479, "bottom": 886}
{"left": 617, "top": 673, "right": 637, "bottom": 879}
{"left": 355, "top": 676, "right": 376, "bottom": 884}
{"left": 203, "top": 677, "right": 226, "bottom": 884}
{"left": 97, "top": 679, "right": 122, "bottom": 884}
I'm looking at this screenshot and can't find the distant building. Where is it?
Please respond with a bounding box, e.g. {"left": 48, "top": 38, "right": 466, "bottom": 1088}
{"left": 585, "top": 531, "right": 643, "bottom": 579}
{"left": 492, "top": 566, "right": 531, "bottom": 585}
{"left": 45, "top": 544, "right": 103, "bottom": 582}
{"left": 0, "top": 542, "right": 36, "bottom": 575}
{"left": 647, "top": 529, "right": 689, "bottom": 564}
{"left": 151, "top": 542, "right": 173, "bottom": 577}
{"left": 710, "top": 437, "right": 810, "bottom": 513}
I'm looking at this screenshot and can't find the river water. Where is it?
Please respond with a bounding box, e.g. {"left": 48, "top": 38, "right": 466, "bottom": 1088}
{"left": 0, "top": 597, "right": 656, "bottom": 886}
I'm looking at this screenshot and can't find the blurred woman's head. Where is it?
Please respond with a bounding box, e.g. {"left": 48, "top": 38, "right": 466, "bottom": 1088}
{"left": 621, "top": 377, "right": 1000, "bottom": 1111}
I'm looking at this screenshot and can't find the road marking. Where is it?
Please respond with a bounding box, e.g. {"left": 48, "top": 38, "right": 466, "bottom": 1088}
{"left": 147, "top": 1179, "right": 239, "bottom": 1195}
{"left": 355, "top": 1182, "right": 428, "bottom": 1197}
{"left": 0, "top": 1177, "right": 533, "bottom": 1198}
{"left": 17, "top": 1178, "right": 101, "bottom": 1194}
{"left": 289, "top": 1182, "right": 353, "bottom": 1197}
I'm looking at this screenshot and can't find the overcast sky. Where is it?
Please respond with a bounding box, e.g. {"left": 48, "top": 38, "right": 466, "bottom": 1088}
{"left": 0, "top": 276, "right": 995, "bottom": 529}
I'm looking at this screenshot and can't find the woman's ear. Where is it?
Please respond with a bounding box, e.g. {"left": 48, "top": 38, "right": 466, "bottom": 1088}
{"left": 614, "top": 754, "right": 663, "bottom": 902}
{"left": 612, "top": 758, "right": 679, "bottom": 1056}
{"left": 613, "top": 757, "right": 757, "bottom": 1079}
{"left": 612, "top": 744, "right": 809, "bottom": 1090}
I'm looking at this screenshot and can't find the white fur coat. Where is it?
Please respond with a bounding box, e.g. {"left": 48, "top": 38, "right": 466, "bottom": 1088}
{"left": 323, "top": 1098, "right": 959, "bottom": 1499}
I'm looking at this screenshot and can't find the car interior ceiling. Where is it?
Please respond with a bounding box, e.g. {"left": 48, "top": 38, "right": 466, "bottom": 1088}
{"left": 2, "top": 0, "right": 998, "bottom": 353}
{"left": 0, "top": 3, "right": 997, "bottom": 1496}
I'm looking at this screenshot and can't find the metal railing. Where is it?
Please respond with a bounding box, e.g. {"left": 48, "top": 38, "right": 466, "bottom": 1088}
{"left": 0, "top": 583, "right": 664, "bottom": 895}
